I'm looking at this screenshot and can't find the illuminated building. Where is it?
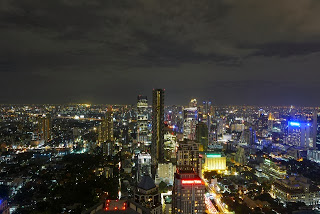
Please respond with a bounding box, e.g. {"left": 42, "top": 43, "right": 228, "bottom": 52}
{"left": 152, "top": 89, "right": 165, "bottom": 179}
{"left": 260, "top": 159, "right": 286, "bottom": 179}
{"left": 133, "top": 175, "right": 162, "bottom": 214}
{"left": 268, "top": 113, "right": 274, "bottom": 131}
{"left": 202, "top": 101, "right": 212, "bottom": 133}
{"left": 195, "top": 122, "right": 208, "bottom": 151}
{"left": 37, "top": 114, "right": 52, "bottom": 142}
{"left": 137, "top": 95, "right": 149, "bottom": 146}
{"left": 163, "top": 127, "right": 177, "bottom": 161}
{"left": 312, "top": 109, "right": 318, "bottom": 148}
{"left": 98, "top": 106, "right": 114, "bottom": 156}
{"left": 203, "top": 153, "right": 226, "bottom": 172}
{"left": 241, "top": 127, "right": 256, "bottom": 145}
{"left": 307, "top": 149, "right": 320, "bottom": 163}
{"left": 234, "top": 146, "right": 246, "bottom": 165}
{"left": 286, "top": 121, "right": 313, "bottom": 148}
{"left": 231, "top": 123, "right": 245, "bottom": 133}
{"left": 155, "top": 163, "right": 176, "bottom": 185}
{"left": 271, "top": 176, "right": 320, "bottom": 206}
{"left": 183, "top": 107, "right": 198, "bottom": 140}
{"left": 137, "top": 153, "right": 152, "bottom": 182}
{"left": 176, "top": 140, "right": 201, "bottom": 177}
{"left": 172, "top": 170, "right": 205, "bottom": 214}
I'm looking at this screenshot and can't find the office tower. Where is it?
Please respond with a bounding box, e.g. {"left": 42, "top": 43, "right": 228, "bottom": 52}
{"left": 241, "top": 127, "right": 256, "bottom": 145}
{"left": 98, "top": 106, "right": 114, "bottom": 156}
{"left": 286, "top": 121, "right": 313, "bottom": 148}
{"left": 37, "top": 114, "right": 52, "bottom": 143}
{"left": 195, "top": 122, "right": 208, "bottom": 151}
{"left": 268, "top": 112, "right": 274, "bottom": 131}
{"left": 133, "top": 175, "right": 162, "bottom": 213}
{"left": 155, "top": 163, "right": 176, "bottom": 185}
{"left": 137, "top": 95, "right": 149, "bottom": 145}
{"left": 176, "top": 140, "right": 201, "bottom": 177}
{"left": 151, "top": 89, "right": 165, "bottom": 179}
{"left": 172, "top": 170, "right": 205, "bottom": 214}
{"left": 137, "top": 153, "right": 152, "bottom": 182}
{"left": 183, "top": 107, "right": 198, "bottom": 140}
{"left": 202, "top": 101, "right": 212, "bottom": 133}
{"left": 312, "top": 109, "right": 318, "bottom": 148}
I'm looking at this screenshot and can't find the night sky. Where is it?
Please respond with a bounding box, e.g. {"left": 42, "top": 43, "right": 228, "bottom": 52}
{"left": 1, "top": 0, "right": 320, "bottom": 105}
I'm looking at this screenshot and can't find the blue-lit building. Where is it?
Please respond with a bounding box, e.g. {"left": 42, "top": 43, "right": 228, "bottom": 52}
{"left": 286, "top": 121, "right": 314, "bottom": 148}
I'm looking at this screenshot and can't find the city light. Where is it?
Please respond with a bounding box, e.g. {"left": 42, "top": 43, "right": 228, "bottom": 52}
{"left": 289, "top": 122, "right": 300, "bottom": 127}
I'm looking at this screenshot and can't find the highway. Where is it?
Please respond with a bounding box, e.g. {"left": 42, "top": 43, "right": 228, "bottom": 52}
{"left": 203, "top": 180, "right": 231, "bottom": 214}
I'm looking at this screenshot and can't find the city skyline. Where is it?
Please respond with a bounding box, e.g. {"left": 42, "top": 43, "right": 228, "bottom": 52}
{"left": 1, "top": 0, "right": 320, "bottom": 105}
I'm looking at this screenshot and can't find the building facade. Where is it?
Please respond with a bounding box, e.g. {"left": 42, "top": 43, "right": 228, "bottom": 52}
{"left": 172, "top": 171, "right": 205, "bottom": 214}
{"left": 152, "top": 89, "right": 165, "bottom": 179}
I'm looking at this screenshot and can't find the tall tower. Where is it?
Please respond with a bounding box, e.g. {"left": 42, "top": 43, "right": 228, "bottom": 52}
{"left": 137, "top": 95, "right": 149, "bottom": 145}
{"left": 98, "top": 106, "right": 114, "bottom": 156}
{"left": 202, "top": 101, "right": 212, "bottom": 132}
{"left": 312, "top": 109, "right": 318, "bottom": 149}
{"left": 37, "top": 114, "right": 52, "bottom": 143}
{"left": 151, "top": 89, "right": 164, "bottom": 179}
{"left": 183, "top": 107, "right": 198, "bottom": 140}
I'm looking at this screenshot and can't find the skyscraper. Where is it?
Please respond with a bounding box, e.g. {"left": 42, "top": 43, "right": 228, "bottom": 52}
{"left": 195, "top": 122, "right": 208, "bottom": 151}
{"left": 286, "top": 121, "right": 313, "bottom": 148}
{"left": 151, "top": 89, "right": 164, "bottom": 179}
{"left": 176, "top": 140, "right": 202, "bottom": 177}
{"left": 37, "top": 114, "right": 52, "bottom": 143}
{"left": 98, "top": 106, "right": 114, "bottom": 156}
{"left": 173, "top": 170, "right": 206, "bottom": 214}
{"left": 312, "top": 109, "right": 318, "bottom": 149}
{"left": 202, "top": 101, "right": 212, "bottom": 133}
{"left": 137, "top": 95, "right": 149, "bottom": 145}
{"left": 183, "top": 107, "right": 198, "bottom": 140}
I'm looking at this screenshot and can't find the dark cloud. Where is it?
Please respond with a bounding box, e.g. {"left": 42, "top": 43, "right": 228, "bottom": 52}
{"left": 1, "top": 0, "right": 320, "bottom": 105}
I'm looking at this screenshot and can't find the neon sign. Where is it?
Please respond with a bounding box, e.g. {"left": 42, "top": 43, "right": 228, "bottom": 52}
{"left": 181, "top": 179, "right": 202, "bottom": 185}
{"left": 289, "top": 122, "right": 300, "bottom": 127}
{"left": 206, "top": 154, "right": 221, "bottom": 158}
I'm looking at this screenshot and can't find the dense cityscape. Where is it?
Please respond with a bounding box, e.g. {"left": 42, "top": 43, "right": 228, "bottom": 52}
{"left": 2, "top": 1, "right": 320, "bottom": 213}
{"left": 0, "top": 90, "right": 320, "bottom": 213}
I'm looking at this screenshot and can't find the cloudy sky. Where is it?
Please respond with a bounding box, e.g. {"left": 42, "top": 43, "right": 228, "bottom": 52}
{"left": 1, "top": 0, "right": 320, "bottom": 105}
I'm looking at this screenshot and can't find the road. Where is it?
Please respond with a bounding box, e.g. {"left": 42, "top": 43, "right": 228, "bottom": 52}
{"left": 203, "top": 180, "right": 231, "bottom": 214}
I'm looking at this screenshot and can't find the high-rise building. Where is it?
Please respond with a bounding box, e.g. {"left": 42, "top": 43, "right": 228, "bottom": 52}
{"left": 183, "top": 107, "right": 198, "bottom": 140}
{"left": 312, "top": 109, "right": 318, "bottom": 149}
{"left": 176, "top": 140, "right": 201, "bottom": 177}
{"left": 286, "top": 121, "right": 313, "bottom": 148}
{"left": 37, "top": 114, "right": 52, "bottom": 143}
{"left": 202, "top": 101, "right": 212, "bottom": 133}
{"left": 137, "top": 95, "right": 149, "bottom": 145}
{"left": 172, "top": 170, "right": 205, "bottom": 214}
{"left": 241, "top": 127, "right": 256, "bottom": 145}
{"left": 195, "top": 122, "right": 208, "bottom": 151}
{"left": 137, "top": 153, "right": 152, "bottom": 182}
{"left": 152, "top": 89, "right": 165, "bottom": 179}
{"left": 98, "top": 106, "right": 114, "bottom": 156}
